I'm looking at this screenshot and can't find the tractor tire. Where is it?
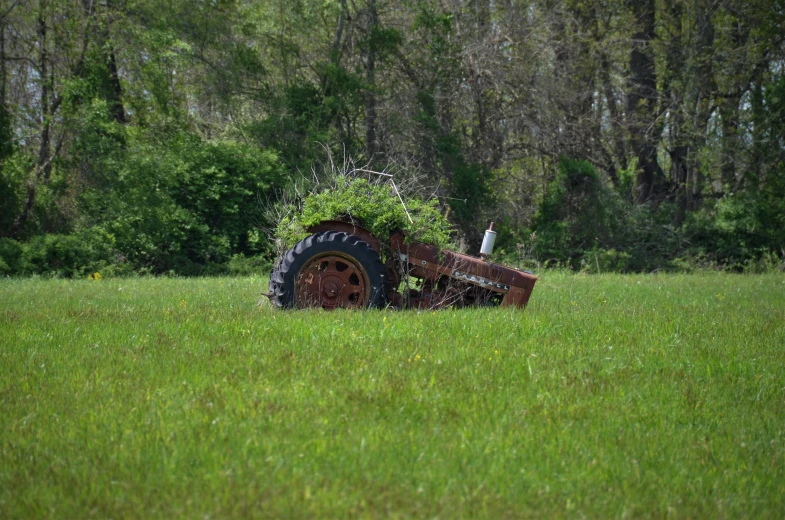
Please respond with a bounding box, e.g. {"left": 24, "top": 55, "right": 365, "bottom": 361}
{"left": 268, "top": 231, "right": 387, "bottom": 310}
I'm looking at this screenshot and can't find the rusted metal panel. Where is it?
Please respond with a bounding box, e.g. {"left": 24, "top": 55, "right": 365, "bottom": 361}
{"left": 387, "top": 229, "right": 537, "bottom": 309}
{"left": 502, "top": 285, "right": 533, "bottom": 307}
{"left": 307, "top": 220, "right": 382, "bottom": 253}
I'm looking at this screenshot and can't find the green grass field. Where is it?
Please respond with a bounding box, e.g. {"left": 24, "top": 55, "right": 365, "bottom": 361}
{"left": 1, "top": 273, "right": 784, "bottom": 518}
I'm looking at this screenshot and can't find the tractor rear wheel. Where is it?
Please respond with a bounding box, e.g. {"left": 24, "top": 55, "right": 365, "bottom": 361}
{"left": 268, "top": 231, "right": 386, "bottom": 309}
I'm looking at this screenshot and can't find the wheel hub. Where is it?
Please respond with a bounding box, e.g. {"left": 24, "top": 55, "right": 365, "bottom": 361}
{"left": 296, "top": 254, "right": 369, "bottom": 309}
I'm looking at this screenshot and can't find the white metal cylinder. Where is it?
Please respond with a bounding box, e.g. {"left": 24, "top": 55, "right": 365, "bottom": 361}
{"left": 480, "top": 229, "right": 497, "bottom": 256}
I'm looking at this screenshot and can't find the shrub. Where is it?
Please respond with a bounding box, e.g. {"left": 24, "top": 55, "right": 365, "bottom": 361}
{"left": 0, "top": 238, "right": 22, "bottom": 275}
{"left": 683, "top": 177, "right": 785, "bottom": 268}
{"left": 274, "top": 176, "right": 453, "bottom": 255}
{"left": 226, "top": 254, "right": 272, "bottom": 276}
{"left": 579, "top": 249, "right": 634, "bottom": 274}
{"left": 79, "top": 131, "right": 283, "bottom": 274}
{"left": 532, "top": 157, "right": 619, "bottom": 267}
{"left": 15, "top": 227, "right": 128, "bottom": 277}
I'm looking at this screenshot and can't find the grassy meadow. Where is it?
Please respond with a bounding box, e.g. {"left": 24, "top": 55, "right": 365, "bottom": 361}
{"left": 1, "top": 273, "right": 784, "bottom": 518}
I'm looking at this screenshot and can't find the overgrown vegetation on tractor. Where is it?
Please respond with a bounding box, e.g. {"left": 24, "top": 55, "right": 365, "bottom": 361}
{"left": 273, "top": 177, "right": 453, "bottom": 254}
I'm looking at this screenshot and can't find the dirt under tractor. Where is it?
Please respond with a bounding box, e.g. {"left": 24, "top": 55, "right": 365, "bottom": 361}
{"left": 267, "top": 218, "right": 537, "bottom": 310}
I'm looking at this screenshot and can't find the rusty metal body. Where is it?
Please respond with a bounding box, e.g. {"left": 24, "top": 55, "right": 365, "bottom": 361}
{"left": 308, "top": 220, "right": 382, "bottom": 254}
{"left": 384, "top": 230, "right": 536, "bottom": 309}
{"left": 299, "top": 220, "right": 537, "bottom": 310}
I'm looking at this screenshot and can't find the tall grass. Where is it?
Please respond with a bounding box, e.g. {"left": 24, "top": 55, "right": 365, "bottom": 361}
{"left": 1, "top": 273, "right": 784, "bottom": 518}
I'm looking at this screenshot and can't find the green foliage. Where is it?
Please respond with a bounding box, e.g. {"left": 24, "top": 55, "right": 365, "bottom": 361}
{"left": 225, "top": 253, "right": 273, "bottom": 276}
{"left": 0, "top": 228, "right": 130, "bottom": 278}
{"left": 413, "top": 6, "right": 458, "bottom": 62}
{"left": 616, "top": 156, "right": 638, "bottom": 201}
{"left": 65, "top": 97, "right": 128, "bottom": 190}
{"left": 4, "top": 0, "right": 784, "bottom": 276}
{"left": 0, "top": 102, "right": 13, "bottom": 162}
{"left": 275, "top": 177, "right": 452, "bottom": 254}
{"left": 19, "top": 230, "right": 113, "bottom": 278}
{"left": 532, "top": 157, "right": 617, "bottom": 266}
{"left": 578, "top": 248, "right": 634, "bottom": 274}
{"left": 665, "top": 72, "right": 785, "bottom": 267}
{"left": 527, "top": 158, "right": 698, "bottom": 272}
{"left": 437, "top": 134, "right": 494, "bottom": 230}
{"left": 409, "top": 103, "right": 493, "bottom": 238}
{"left": 0, "top": 152, "right": 30, "bottom": 234}
{"left": 683, "top": 176, "right": 785, "bottom": 268}
{"left": 367, "top": 25, "right": 404, "bottom": 61}
{"left": 407, "top": 4, "right": 493, "bottom": 238}
{"left": 77, "top": 131, "right": 283, "bottom": 275}
{"left": 0, "top": 238, "right": 22, "bottom": 275}
{"left": 247, "top": 57, "right": 371, "bottom": 172}
{"left": 247, "top": 80, "right": 337, "bottom": 171}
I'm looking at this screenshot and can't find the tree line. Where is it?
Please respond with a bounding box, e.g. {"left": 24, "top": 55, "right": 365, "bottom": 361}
{"left": 0, "top": 0, "right": 783, "bottom": 276}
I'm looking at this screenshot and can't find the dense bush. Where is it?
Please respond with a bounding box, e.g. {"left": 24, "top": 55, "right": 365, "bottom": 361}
{"left": 76, "top": 131, "right": 283, "bottom": 275}
{"left": 501, "top": 156, "right": 784, "bottom": 273}
{"left": 0, "top": 129, "right": 284, "bottom": 277}
{"left": 531, "top": 157, "right": 623, "bottom": 268}
{"left": 0, "top": 238, "right": 22, "bottom": 275}
{"left": 3, "top": 143, "right": 782, "bottom": 276}
{"left": 683, "top": 177, "right": 785, "bottom": 269}
{"left": 0, "top": 228, "right": 131, "bottom": 277}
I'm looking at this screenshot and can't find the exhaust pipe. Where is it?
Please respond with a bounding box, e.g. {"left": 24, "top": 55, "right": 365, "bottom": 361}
{"left": 480, "top": 221, "right": 496, "bottom": 259}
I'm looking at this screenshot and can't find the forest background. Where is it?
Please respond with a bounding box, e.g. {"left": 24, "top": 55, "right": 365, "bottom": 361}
{"left": 0, "top": 0, "right": 784, "bottom": 277}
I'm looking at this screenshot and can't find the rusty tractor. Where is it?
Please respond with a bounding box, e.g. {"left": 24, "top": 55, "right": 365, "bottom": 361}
{"left": 267, "top": 219, "right": 537, "bottom": 310}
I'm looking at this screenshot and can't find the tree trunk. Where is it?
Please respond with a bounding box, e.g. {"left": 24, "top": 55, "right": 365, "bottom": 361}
{"left": 104, "top": 24, "right": 126, "bottom": 124}
{"left": 600, "top": 54, "right": 624, "bottom": 187}
{"left": 749, "top": 82, "right": 765, "bottom": 188}
{"left": 12, "top": 1, "right": 51, "bottom": 235}
{"left": 626, "top": 0, "right": 664, "bottom": 203}
{"left": 332, "top": 0, "right": 347, "bottom": 62}
{"left": 365, "top": 0, "right": 377, "bottom": 161}
{"left": 684, "top": 0, "right": 715, "bottom": 211}
{"left": 0, "top": 16, "right": 12, "bottom": 162}
{"left": 719, "top": 97, "right": 738, "bottom": 190}
{"left": 0, "top": 19, "right": 5, "bottom": 113}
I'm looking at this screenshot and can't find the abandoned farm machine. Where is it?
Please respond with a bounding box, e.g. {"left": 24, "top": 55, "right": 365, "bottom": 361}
{"left": 268, "top": 218, "right": 537, "bottom": 310}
